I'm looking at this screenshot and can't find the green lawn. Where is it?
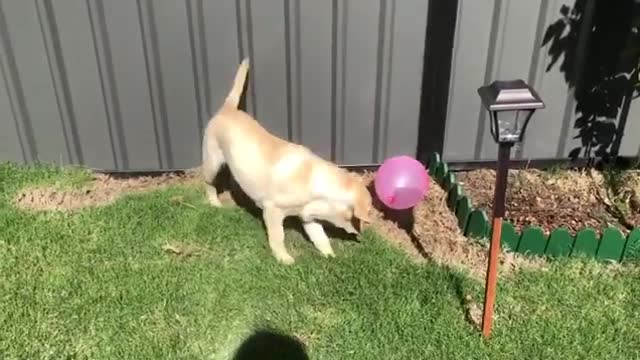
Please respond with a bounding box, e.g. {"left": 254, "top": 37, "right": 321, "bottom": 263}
{"left": 1, "top": 164, "right": 639, "bottom": 359}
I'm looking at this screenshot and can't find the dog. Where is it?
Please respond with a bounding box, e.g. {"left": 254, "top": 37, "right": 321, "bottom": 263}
{"left": 202, "top": 59, "right": 372, "bottom": 264}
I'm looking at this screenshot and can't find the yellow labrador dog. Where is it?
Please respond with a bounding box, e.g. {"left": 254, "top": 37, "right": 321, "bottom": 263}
{"left": 202, "top": 59, "right": 372, "bottom": 264}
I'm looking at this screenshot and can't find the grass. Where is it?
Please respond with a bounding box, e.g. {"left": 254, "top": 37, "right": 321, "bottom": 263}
{"left": 1, "top": 163, "right": 639, "bottom": 359}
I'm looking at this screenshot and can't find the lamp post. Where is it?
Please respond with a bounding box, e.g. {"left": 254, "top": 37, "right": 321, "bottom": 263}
{"left": 477, "top": 79, "right": 544, "bottom": 338}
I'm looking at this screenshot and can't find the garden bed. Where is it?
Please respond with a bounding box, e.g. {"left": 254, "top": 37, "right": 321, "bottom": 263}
{"left": 359, "top": 173, "right": 541, "bottom": 278}
{"left": 456, "top": 168, "right": 620, "bottom": 234}
{"left": 428, "top": 153, "right": 640, "bottom": 263}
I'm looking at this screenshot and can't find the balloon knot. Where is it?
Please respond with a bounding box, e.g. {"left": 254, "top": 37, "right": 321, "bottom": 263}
{"left": 388, "top": 195, "right": 395, "bottom": 204}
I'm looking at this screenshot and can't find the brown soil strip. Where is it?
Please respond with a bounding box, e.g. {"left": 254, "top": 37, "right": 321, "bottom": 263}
{"left": 14, "top": 170, "right": 201, "bottom": 211}
{"left": 456, "top": 169, "right": 624, "bottom": 234}
{"left": 13, "top": 167, "right": 541, "bottom": 277}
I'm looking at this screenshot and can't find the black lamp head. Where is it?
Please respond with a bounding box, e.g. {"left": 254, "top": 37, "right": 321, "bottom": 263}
{"left": 477, "top": 79, "right": 545, "bottom": 144}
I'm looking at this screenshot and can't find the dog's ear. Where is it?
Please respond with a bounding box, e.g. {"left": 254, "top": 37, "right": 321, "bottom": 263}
{"left": 341, "top": 174, "right": 372, "bottom": 223}
{"left": 353, "top": 186, "right": 372, "bottom": 224}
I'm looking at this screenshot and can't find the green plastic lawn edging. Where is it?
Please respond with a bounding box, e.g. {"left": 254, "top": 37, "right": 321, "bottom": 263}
{"left": 427, "top": 152, "right": 640, "bottom": 263}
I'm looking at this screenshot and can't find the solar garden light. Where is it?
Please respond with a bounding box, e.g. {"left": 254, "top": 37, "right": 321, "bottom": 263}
{"left": 477, "top": 79, "right": 544, "bottom": 338}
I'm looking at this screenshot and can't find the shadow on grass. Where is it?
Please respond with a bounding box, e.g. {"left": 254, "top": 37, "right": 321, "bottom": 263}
{"left": 366, "top": 182, "right": 428, "bottom": 258}
{"left": 233, "top": 329, "right": 309, "bottom": 360}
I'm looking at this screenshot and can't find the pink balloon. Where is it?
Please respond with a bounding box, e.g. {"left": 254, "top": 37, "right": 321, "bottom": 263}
{"left": 374, "top": 155, "right": 429, "bottom": 210}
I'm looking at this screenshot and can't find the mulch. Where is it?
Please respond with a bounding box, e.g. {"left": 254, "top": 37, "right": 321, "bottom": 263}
{"left": 359, "top": 173, "right": 542, "bottom": 278}
{"left": 456, "top": 168, "right": 627, "bottom": 234}
{"left": 612, "top": 170, "right": 640, "bottom": 228}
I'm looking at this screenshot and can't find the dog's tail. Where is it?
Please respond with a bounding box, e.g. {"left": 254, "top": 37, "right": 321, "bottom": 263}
{"left": 224, "top": 58, "right": 250, "bottom": 108}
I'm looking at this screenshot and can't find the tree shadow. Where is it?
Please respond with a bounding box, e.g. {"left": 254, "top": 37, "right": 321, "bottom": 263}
{"left": 542, "top": 0, "right": 640, "bottom": 164}
{"left": 233, "top": 329, "right": 309, "bottom": 360}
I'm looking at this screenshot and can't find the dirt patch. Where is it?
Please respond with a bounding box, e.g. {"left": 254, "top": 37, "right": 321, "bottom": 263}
{"left": 627, "top": 172, "right": 640, "bottom": 225}
{"left": 161, "top": 241, "right": 210, "bottom": 259}
{"left": 463, "top": 294, "right": 483, "bottom": 329}
{"left": 14, "top": 170, "right": 201, "bottom": 211}
{"left": 608, "top": 170, "right": 640, "bottom": 227}
{"left": 456, "top": 169, "right": 623, "bottom": 234}
{"left": 360, "top": 173, "right": 543, "bottom": 278}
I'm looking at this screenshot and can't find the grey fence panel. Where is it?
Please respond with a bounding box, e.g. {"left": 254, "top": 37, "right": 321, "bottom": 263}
{"left": 297, "top": 0, "right": 333, "bottom": 159}
{"left": 202, "top": 0, "right": 240, "bottom": 123}
{"left": 443, "top": 0, "right": 495, "bottom": 162}
{"left": 249, "top": 0, "right": 290, "bottom": 140}
{"left": 621, "top": 102, "right": 640, "bottom": 157}
{"left": 521, "top": 0, "right": 576, "bottom": 160}
{"left": 0, "top": 67, "right": 22, "bottom": 163}
{"left": 0, "top": 0, "right": 427, "bottom": 170}
{"left": 2, "top": 0, "right": 69, "bottom": 164}
{"left": 444, "top": 0, "right": 640, "bottom": 162}
{"left": 99, "top": 0, "right": 161, "bottom": 170}
{"left": 150, "top": 0, "right": 201, "bottom": 168}
{"left": 381, "top": 0, "right": 430, "bottom": 164}
{"left": 341, "top": 0, "right": 382, "bottom": 165}
{"left": 52, "top": 0, "right": 115, "bottom": 169}
{"left": 444, "top": 0, "right": 573, "bottom": 162}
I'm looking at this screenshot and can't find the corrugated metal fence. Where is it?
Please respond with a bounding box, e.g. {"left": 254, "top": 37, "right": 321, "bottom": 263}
{"left": 444, "top": 0, "right": 640, "bottom": 162}
{"left": 0, "top": 0, "right": 428, "bottom": 170}
{"left": 0, "top": 0, "right": 638, "bottom": 171}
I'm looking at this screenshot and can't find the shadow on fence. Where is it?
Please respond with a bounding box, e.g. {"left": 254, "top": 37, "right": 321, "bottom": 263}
{"left": 542, "top": 0, "right": 640, "bottom": 163}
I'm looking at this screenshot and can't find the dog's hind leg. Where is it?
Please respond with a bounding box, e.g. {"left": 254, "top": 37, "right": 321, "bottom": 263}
{"left": 263, "top": 206, "right": 294, "bottom": 265}
{"left": 202, "top": 132, "right": 225, "bottom": 207}
{"left": 303, "top": 221, "right": 335, "bottom": 258}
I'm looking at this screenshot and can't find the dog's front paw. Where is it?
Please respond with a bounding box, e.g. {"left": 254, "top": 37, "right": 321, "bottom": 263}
{"left": 275, "top": 252, "right": 295, "bottom": 265}
{"left": 320, "top": 249, "right": 335, "bottom": 258}
{"left": 208, "top": 200, "right": 223, "bottom": 208}
{"left": 207, "top": 194, "right": 222, "bottom": 207}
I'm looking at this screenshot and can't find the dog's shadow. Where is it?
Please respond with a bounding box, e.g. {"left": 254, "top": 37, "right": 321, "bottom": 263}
{"left": 213, "top": 167, "right": 360, "bottom": 243}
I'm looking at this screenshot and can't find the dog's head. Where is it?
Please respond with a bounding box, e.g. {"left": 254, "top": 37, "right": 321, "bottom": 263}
{"left": 330, "top": 174, "right": 372, "bottom": 234}
{"left": 303, "top": 171, "right": 372, "bottom": 235}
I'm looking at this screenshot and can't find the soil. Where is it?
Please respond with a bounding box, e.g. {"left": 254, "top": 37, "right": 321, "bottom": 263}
{"left": 13, "top": 167, "right": 542, "bottom": 278}
{"left": 456, "top": 169, "right": 624, "bottom": 234}
{"left": 360, "top": 173, "right": 543, "bottom": 278}
{"left": 611, "top": 170, "right": 640, "bottom": 227}
{"left": 161, "top": 241, "right": 211, "bottom": 259}
{"left": 14, "top": 170, "right": 201, "bottom": 211}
